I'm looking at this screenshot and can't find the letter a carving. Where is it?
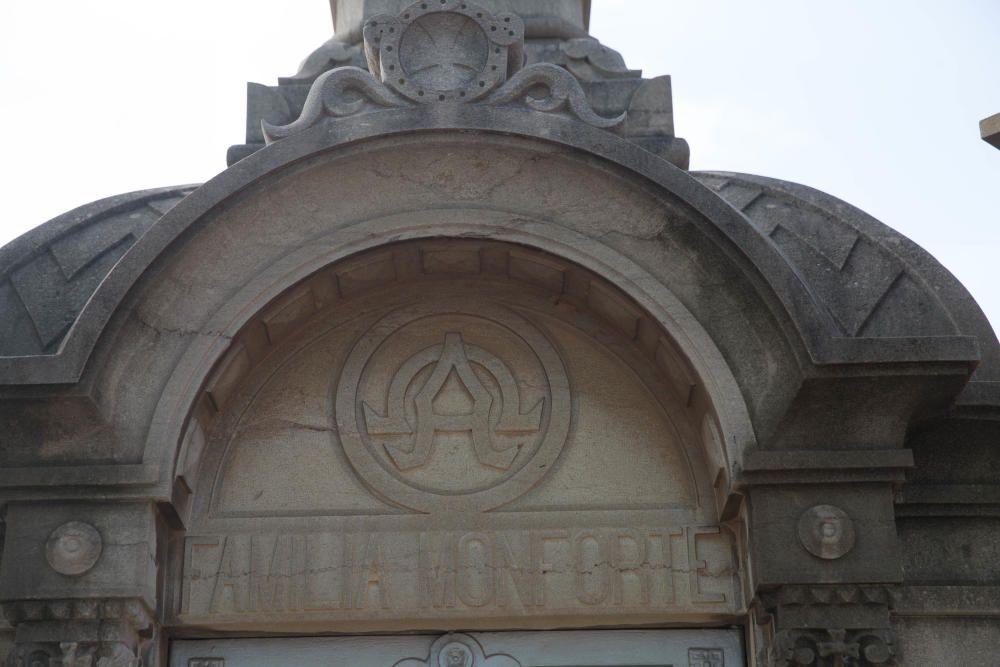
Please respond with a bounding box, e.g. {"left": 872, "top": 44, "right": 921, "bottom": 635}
{"left": 364, "top": 333, "right": 542, "bottom": 471}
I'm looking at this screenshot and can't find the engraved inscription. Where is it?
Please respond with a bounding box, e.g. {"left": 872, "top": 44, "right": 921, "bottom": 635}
{"left": 180, "top": 525, "right": 732, "bottom": 619}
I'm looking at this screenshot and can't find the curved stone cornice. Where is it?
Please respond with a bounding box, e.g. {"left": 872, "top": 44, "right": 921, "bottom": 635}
{"left": 0, "top": 109, "right": 988, "bottom": 397}
{"left": 0, "top": 186, "right": 196, "bottom": 360}
{"left": 695, "top": 171, "right": 1000, "bottom": 406}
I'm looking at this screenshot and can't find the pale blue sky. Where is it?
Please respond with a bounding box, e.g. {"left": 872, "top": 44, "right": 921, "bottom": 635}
{"left": 2, "top": 1, "right": 999, "bottom": 334}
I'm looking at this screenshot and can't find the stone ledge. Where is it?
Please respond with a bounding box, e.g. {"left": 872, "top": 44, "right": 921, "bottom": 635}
{"left": 894, "top": 585, "right": 1000, "bottom": 616}
{"left": 741, "top": 449, "right": 914, "bottom": 485}
{"left": 894, "top": 483, "right": 1000, "bottom": 517}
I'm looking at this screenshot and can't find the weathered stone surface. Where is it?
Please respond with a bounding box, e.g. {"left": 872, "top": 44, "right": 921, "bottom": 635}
{"left": 894, "top": 617, "right": 1000, "bottom": 664}
{"left": 0, "top": 186, "right": 195, "bottom": 357}
{"left": 262, "top": 1, "right": 624, "bottom": 142}
{"left": 0, "top": 503, "right": 157, "bottom": 606}
{"left": 154, "top": 240, "right": 737, "bottom": 631}
{"left": 230, "top": 0, "right": 686, "bottom": 166}
{"left": 0, "top": 1, "right": 998, "bottom": 664}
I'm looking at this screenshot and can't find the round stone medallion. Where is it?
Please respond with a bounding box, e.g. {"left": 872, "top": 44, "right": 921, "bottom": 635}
{"left": 797, "top": 504, "right": 856, "bottom": 560}
{"left": 336, "top": 300, "right": 570, "bottom": 513}
{"left": 438, "top": 641, "right": 474, "bottom": 667}
{"left": 399, "top": 12, "right": 489, "bottom": 89}
{"left": 45, "top": 521, "right": 102, "bottom": 576}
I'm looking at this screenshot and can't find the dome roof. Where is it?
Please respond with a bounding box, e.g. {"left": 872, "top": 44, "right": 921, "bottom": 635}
{"left": 694, "top": 171, "right": 999, "bottom": 378}
{"left": 0, "top": 186, "right": 196, "bottom": 357}
{"left": 0, "top": 124, "right": 996, "bottom": 413}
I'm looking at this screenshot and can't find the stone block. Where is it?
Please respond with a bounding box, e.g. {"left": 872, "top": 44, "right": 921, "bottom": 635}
{"left": 0, "top": 503, "right": 158, "bottom": 607}
{"left": 749, "top": 484, "right": 902, "bottom": 587}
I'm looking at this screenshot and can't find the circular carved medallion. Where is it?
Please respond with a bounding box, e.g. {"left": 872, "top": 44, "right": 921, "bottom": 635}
{"left": 336, "top": 301, "right": 570, "bottom": 512}
{"left": 400, "top": 13, "right": 489, "bottom": 89}
{"left": 438, "top": 641, "right": 474, "bottom": 667}
{"left": 798, "top": 504, "right": 856, "bottom": 560}
{"left": 45, "top": 521, "right": 102, "bottom": 576}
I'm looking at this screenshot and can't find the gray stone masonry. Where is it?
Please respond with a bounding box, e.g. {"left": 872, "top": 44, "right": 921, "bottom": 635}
{"left": 0, "top": 2, "right": 998, "bottom": 665}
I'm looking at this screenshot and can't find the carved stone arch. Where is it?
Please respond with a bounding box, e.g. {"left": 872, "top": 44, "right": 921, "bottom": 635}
{"left": 159, "top": 235, "right": 753, "bottom": 631}
{"left": 10, "top": 109, "right": 818, "bottom": 390}
{"left": 56, "top": 118, "right": 801, "bottom": 506}
{"left": 159, "top": 230, "right": 757, "bottom": 525}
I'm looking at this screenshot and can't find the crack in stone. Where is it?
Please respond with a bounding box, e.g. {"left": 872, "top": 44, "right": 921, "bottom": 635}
{"left": 131, "top": 309, "right": 233, "bottom": 341}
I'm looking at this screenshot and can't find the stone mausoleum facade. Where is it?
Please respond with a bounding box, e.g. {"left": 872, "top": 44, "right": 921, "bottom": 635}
{"left": 1, "top": 2, "right": 998, "bottom": 665}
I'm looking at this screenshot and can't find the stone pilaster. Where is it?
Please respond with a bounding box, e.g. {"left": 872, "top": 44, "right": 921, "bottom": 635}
{"left": 739, "top": 446, "right": 911, "bottom": 666}
{"left": 0, "top": 503, "right": 159, "bottom": 667}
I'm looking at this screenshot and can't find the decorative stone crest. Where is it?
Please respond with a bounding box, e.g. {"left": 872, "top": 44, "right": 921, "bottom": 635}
{"left": 335, "top": 301, "right": 570, "bottom": 513}
{"left": 262, "top": 0, "right": 624, "bottom": 142}
{"left": 797, "top": 505, "right": 855, "bottom": 560}
{"left": 45, "top": 522, "right": 102, "bottom": 576}
{"left": 364, "top": 332, "right": 542, "bottom": 471}
{"left": 362, "top": 1, "right": 525, "bottom": 104}
{"left": 394, "top": 634, "right": 521, "bottom": 667}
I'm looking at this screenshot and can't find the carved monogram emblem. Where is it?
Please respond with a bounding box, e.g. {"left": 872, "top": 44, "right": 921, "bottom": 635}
{"left": 364, "top": 331, "right": 542, "bottom": 471}
{"left": 336, "top": 301, "right": 570, "bottom": 513}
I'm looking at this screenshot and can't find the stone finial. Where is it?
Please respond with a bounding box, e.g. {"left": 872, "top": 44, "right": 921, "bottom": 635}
{"left": 262, "top": 0, "right": 623, "bottom": 142}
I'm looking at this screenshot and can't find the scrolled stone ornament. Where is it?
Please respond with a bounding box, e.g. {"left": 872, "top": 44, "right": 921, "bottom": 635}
{"left": 797, "top": 504, "right": 856, "bottom": 560}
{"left": 487, "top": 63, "right": 625, "bottom": 130}
{"left": 45, "top": 521, "right": 102, "bottom": 576}
{"left": 262, "top": 67, "right": 409, "bottom": 141}
{"left": 261, "top": 0, "right": 624, "bottom": 141}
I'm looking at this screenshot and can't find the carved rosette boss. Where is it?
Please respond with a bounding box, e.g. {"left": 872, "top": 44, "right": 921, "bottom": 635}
{"left": 262, "top": 0, "right": 624, "bottom": 142}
